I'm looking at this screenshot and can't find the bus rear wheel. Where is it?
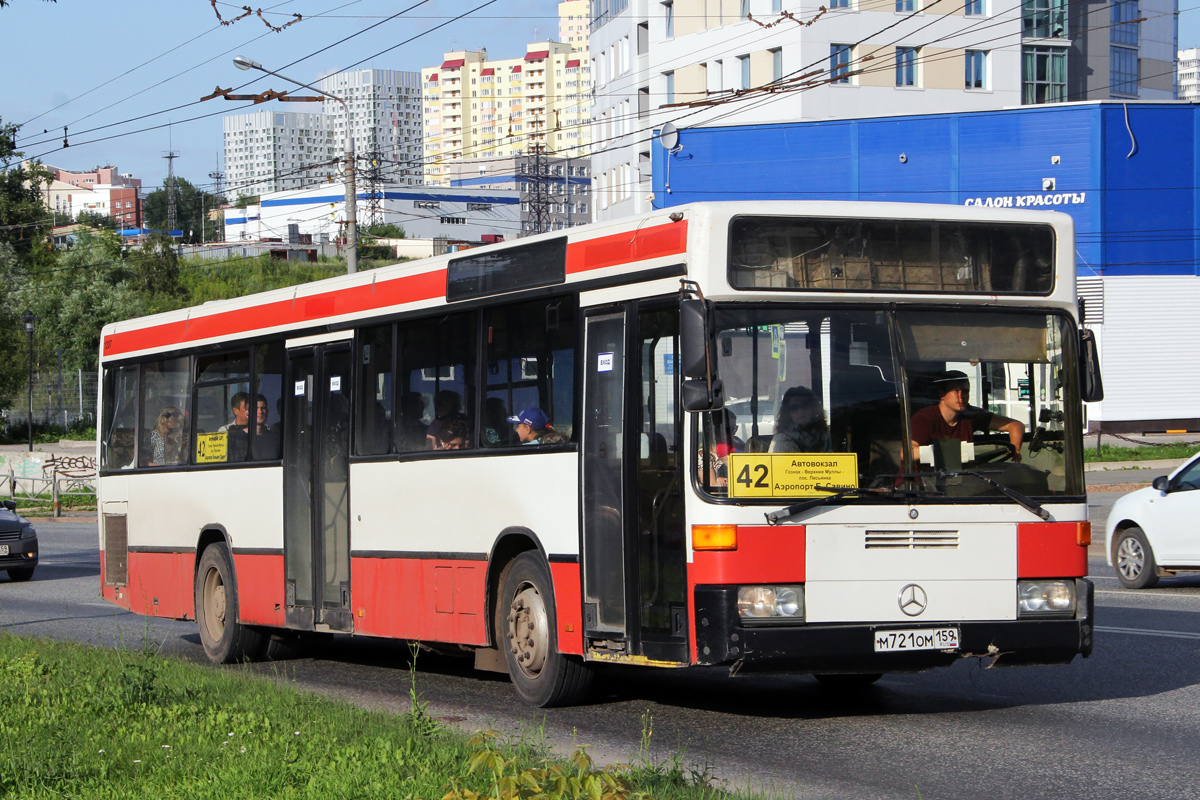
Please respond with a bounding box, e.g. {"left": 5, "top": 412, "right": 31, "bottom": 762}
{"left": 497, "top": 552, "right": 592, "bottom": 707}
{"left": 196, "top": 542, "right": 266, "bottom": 663}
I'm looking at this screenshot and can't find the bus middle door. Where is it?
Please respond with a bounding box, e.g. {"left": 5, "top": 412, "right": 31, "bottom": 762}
{"left": 283, "top": 337, "right": 353, "bottom": 633}
{"left": 581, "top": 303, "right": 687, "bottom": 664}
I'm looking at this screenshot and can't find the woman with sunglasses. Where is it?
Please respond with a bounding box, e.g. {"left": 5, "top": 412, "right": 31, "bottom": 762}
{"left": 150, "top": 406, "right": 186, "bottom": 466}
{"left": 769, "top": 386, "right": 831, "bottom": 453}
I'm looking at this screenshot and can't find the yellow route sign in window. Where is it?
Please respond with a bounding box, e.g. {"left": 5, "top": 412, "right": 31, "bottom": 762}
{"left": 725, "top": 453, "right": 858, "bottom": 499}
{"left": 195, "top": 432, "right": 229, "bottom": 464}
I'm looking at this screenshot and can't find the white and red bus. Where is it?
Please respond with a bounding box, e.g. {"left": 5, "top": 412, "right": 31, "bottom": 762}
{"left": 97, "top": 201, "right": 1100, "bottom": 706}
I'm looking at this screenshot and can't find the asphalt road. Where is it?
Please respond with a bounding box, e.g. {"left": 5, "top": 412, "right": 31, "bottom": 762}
{"left": 3, "top": 500, "right": 1200, "bottom": 799}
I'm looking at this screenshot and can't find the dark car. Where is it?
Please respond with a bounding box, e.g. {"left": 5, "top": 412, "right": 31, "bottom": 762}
{"left": 0, "top": 500, "right": 38, "bottom": 581}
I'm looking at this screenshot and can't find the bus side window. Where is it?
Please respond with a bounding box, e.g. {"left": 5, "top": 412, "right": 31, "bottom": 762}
{"left": 101, "top": 364, "right": 139, "bottom": 471}
{"left": 192, "top": 350, "right": 252, "bottom": 465}
{"left": 355, "top": 324, "right": 394, "bottom": 456}
{"left": 137, "top": 356, "right": 191, "bottom": 468}
{"left": 397, "top": 311, "right": 475, "bottom": 453}
{"left": 482, "top": 297, "right": 576, "bottom": 447}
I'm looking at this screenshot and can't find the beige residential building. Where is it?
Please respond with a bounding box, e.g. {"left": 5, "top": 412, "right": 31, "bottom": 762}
{"left": 421, "top": 39, "right": 591, "bottom": 186}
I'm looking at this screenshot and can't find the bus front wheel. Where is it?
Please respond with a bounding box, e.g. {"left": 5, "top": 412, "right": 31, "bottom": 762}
{"left": 196, "top": 542, "right": 266, "bottom": 663}
{"left": 496, "top": 552, "right": 592, "bottom": 707}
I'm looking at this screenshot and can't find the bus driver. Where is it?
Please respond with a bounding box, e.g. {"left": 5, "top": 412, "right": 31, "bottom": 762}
{"left": 910, "top": 370, "right": 1025, "bottom": 464}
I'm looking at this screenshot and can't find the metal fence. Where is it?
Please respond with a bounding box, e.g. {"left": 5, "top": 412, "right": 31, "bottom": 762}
{"left": 1, "top": 370, "right": 98, "bottom": 429}
{"left": 1, "top": 454, "right": 96, "bottom": 517}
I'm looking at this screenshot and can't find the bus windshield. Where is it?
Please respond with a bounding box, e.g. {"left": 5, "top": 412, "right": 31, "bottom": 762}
{"left": 699, "top": 306, "right": 1083, "bottom": 502}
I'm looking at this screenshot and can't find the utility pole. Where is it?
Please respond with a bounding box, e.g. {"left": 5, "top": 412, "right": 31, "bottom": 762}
{"left": 524, "top": 145, "right": 552, "bottom": 236}
{"left": 162, "top": 149, "right": 180, "bottom": 234}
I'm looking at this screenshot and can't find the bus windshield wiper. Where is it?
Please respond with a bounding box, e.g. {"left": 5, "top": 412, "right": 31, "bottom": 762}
{"left": 883, "top": 471, "right": 1051, "bottom": 521}
{"left": 765, "top": 485, "right": 944, "bottom": 526}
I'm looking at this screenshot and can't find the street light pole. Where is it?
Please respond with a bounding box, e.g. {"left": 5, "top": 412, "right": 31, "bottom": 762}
{"left": 233, "top": 55, "right": 358, "bottom": 274}
{"left": 22, "top": 310, "right": 36, "bottom": 452}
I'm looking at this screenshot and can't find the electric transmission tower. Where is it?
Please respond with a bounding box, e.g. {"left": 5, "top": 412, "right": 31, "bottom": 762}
{"left": 524, "top": 145, "right": 551, "bottom": 236}
{"left": 363, "top": 151, "right": 385, "bottom": 228}
{"left": 162, "top": 149, "right": 180, "bottom": 232}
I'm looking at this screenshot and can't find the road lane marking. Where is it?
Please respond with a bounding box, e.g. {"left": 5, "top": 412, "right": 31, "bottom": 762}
{"left": 1095, "top": 625, "right": 1200, "bottom": 641}
{"left": 1096, "top": 588, "right": 1200, "bottom": 599}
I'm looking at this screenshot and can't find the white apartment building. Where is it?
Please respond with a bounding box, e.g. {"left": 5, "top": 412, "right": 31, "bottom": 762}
{"left": 588, "top": 0, "right": 1177, "bottom": 221}
{"left": 420, "top": 3, "right": 592, "bottom": 186}
{"left": 1179, "top": 47, "right": 1200, "bottom": 101}
{"left": 223, "top": 110, "right": 336, "bottom": 199}
{"left": 319, "top": 69, "right": 424, "bottom": 186}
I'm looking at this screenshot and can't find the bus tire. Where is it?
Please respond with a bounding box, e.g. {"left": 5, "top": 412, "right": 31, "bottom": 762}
{"left": 1114, "top": 527, "right": 1159, "bottom": 589}
{"left": 195, "top": 542, "right": 266, "bottom": 663}
{"left": 496, "top": 552, "right": 592, "bottom": 707}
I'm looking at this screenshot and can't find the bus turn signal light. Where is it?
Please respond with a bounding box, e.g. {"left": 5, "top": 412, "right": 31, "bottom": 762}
{"left": 692, "top": 525, "right": 737, "bottom": 551}
{"left": 1077, "top": 522, "right": 1092, "bottom": 546}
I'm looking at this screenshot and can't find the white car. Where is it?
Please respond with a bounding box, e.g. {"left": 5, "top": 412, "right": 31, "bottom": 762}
{"left": 1106, "top": 452, "right": 1200, "bottom": 589}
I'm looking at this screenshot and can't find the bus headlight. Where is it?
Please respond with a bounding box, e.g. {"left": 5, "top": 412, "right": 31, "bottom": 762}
{"left": 1017, "top": 580, "right": 1077, "bottom": 617}
{"left": 737, "top": 585, "right": 804, "bottom": 621}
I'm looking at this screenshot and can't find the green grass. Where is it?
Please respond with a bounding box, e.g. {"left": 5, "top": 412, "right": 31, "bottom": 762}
{"left": 0, "top": 634, "right": 737, "bottom": 800}
{"left": 1083, "top": 443, "right": 1200, "bottom": 463}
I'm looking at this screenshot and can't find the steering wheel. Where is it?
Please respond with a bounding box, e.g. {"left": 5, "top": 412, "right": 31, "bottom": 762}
{"left": 972, "top": 436, "right": 1017, "bottom": 464}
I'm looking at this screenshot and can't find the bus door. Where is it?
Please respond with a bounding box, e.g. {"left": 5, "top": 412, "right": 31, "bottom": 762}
{"left": 581, "top": 303, "right": 687, "bottom": 663}
{"left": 283, "top": 338, "right": 353, "bottom": 633}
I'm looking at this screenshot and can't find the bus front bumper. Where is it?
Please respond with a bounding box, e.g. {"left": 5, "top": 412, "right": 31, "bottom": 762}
{"left": 693, "top": 579, "right": 1094, "bottom": 674}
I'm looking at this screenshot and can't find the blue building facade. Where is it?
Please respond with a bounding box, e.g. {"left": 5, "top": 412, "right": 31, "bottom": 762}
{"left": 652, "top": 102, "right": 1200, "bottom": 279}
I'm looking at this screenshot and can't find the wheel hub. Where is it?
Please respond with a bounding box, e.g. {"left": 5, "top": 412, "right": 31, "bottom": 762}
{"left": 508, "top": 584, "right": 548, "bottom": 677}
{"left": 1117, "top": 537, "right": 1145, "bottom": 579}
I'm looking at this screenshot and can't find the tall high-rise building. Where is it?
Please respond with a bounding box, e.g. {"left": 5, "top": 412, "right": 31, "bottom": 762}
{"left": 223, "top": 110, "right": 336, "bottom": 199}
{"left": 421, "top": 3, "right": 591, "bottom": 186}
{"left": 588, "top": 0, "right": 1177, "bottom": 221}
{"left": 319, "top": 69, "right": 424, "bottom": 186}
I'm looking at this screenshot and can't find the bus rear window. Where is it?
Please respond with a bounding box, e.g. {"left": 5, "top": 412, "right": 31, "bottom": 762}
{"left": 728, "top": 216, "right": 1054, "bottom": 295}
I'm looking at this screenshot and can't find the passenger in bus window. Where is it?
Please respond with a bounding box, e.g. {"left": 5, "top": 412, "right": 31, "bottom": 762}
{"left": 540, "top": 429, "right": 570, "bottom": 445}
{"left": 397, "top": 392, "right": 428, "bottom": 451}
{"left": 508, "top": 407, "right": 552, "bottom": 445}
{"left": 482, "top": 397, "right": 513, "bottom": 446}
{"left": 769, "top": 386, "right": 831, "bottom": 453}
{"left": 251, "top": 394, "right": 281, "bottom": 460}
{"left": 435, "top": 417, "right": 472, "bottom": 450}
{"left": 425, "top": 389, "right": 465, "bottom": 449}
{"left": 149, "top": 407, "right": 186, "bottom": 466}
{"left": 910, "top": 370, "right": 1025, "bottom": 463}
{"left": 221, "top": 391, "right": 251, "bottom": 462}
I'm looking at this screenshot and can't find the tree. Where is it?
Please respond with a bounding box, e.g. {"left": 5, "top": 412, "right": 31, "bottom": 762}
{"left": 128, "top": 232, "right": 183, "bottom": 311}
{"left": 143, "top": 176, "right": 224, "bottom": 244}
{"left": 364, "top": 222, "right": 406, "bottom": 240}
{"left": 75, "top": 209, "right": 118, "bottom": 231}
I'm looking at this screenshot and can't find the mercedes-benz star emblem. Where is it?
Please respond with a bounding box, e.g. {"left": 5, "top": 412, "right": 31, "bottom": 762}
{"left": 898, "top": 584, "right": 928, "bottom": 617}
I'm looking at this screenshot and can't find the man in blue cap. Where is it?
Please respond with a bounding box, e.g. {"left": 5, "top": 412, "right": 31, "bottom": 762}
{"left": 508, "top": 406, "right": 553, "bottom": 445}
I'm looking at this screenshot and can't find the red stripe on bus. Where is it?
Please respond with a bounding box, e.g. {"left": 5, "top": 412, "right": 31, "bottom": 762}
{"left": 103, "top": 268, "right": 448, "bottom": 357}
{"left": 1017, "top": 522, "right": 1088, "bottom": 578}
{"left": 126, "top": 551, "right": 194, "bottom": 620}
{"left": 351, "top": 555, "right": 488, "bottom": 645}
{"left": 690, "top": 526, "right": 806, "bottom": 586}
{"left": 565, "top": 221, "right": 688, "bottom": 274}
{"left": 232, "top": 552, "right": 286, "bottom": 627}
{"left": 549, "top": 561, "right": 584, "bottom": 656}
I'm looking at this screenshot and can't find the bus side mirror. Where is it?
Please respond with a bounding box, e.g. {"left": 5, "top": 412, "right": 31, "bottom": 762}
{"left": 1079, "top": 328, "right": 1104, "bottom": 403}
{"left": 681, "top": 377, "right": 724, "bottom": 412}
{"left": 680, "top": 299, "right": 714, "bottom": 378}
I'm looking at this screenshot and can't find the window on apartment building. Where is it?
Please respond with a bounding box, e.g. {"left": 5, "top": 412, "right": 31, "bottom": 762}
{"left": 739, "top": 55, "right": 751, "bottom": 89}
{"left": 895, "top": 47, "right": 918, "bottom": 86}
{"left": 1110, "top": 46, "right": 1139, "bottom": 96}
{"left": 1111, "top": 1, "right": 1138, "bottom": 46}
{"left": 896, "top": 0, "right": 915, "bottom": 11}
{"left": 1022, "top": 46, "right": 1067, "bottom": 103}
{"left": 773, "top": 0, "right": 783, "bottom": 11}
{"left": 830, "top": 45, "right": 851, "bottom": 83}
{"left": 665, "top": 70, "right": 675, "bottom": 104}
{"left": 664, "top": 0, "right": 673, "bottom": 38}
{"left": 1023, "top": 0, "right": 1066, "bottom": 39}
{"left": 965, "top": 50, "right": 987, "bottom": 89}
{"left": 965, "top": 0, "right": 984, "bottom": 14}
{"left": 771, "top": 48, "right": 783, "bottom": 82}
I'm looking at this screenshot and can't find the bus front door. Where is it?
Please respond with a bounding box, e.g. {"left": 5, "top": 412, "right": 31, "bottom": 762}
{"left": 283, "top": 342, "right": 353, "bottom": 632}
{"left": 581, "top": 304, "right": 687, "bottom": 664}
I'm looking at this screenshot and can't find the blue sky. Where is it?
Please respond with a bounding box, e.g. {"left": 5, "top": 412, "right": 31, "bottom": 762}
{"left": 2, "top": 1, "right": 1198, "bottom": 193}
{"left": 2, "top": 0, "right": 562, "bottom": 189}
